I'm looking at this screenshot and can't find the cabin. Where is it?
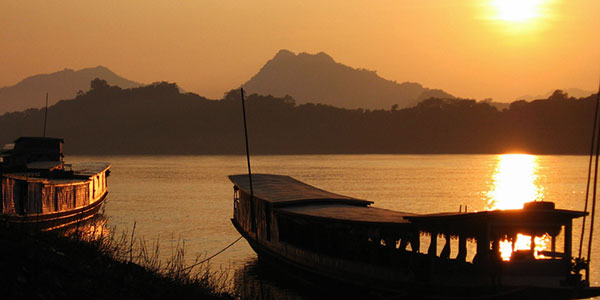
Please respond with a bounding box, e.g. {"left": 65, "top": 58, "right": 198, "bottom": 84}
{"left": 1, "top": 137, "right": 64, "bottom": 170}
{"left": 0, "top": 162, "right": 110, "bottom": 216}
{"left": 405, "top": 201, "right": 587, "bottom": 287}
{"left": 230, "top": 174, "right": 589, "bottom": 291}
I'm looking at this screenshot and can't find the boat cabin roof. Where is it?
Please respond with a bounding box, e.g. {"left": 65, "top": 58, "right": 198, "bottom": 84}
{"left": 278, "top": 204, "right": 416, "bottom": 225}
{"left": 14, "top": 137, "right": 64, "bottom": 144}
{"left": 405, "top": 202, "right": 587, "bottom": 238}
{"left": 228, "top": 174, "right": 372, "bottom": 207}
{"left": 2, "top": 162, "right": 110, "bottom": 185}
{"left": 72, "top": 162, "right": 111, "bottom": 176}
{"left": 3, "top": 172, "right": 90, "bottom": 185}
{"left": 26, "top": 161, "right": 63, "bottom": 171}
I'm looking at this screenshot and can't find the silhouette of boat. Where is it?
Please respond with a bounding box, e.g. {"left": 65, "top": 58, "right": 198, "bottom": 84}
{"left": 0, "top": 137, "right": 110, "bottom": 230}
{"left": 229, "top": 174, "right": 600, "bottom": 299}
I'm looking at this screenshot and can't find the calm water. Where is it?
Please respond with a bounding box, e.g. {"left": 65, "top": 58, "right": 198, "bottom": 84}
{"left": 69, "top": 154, "right": 600, "bottom": 297}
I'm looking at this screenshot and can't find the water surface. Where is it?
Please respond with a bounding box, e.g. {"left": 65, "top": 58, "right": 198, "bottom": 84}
{"left": 69, "top": 154, "right": 600, "bottom": 297}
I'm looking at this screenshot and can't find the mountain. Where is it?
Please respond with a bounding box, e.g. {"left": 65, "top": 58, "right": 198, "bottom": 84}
{"left": 517, "top": 88, "right": 595, "bottom": 102}
{"left": 242, "top": 49, "right": 453, "bottom": 110}
{"left": 0, "top": 66, "right": 142, "bottom": 114}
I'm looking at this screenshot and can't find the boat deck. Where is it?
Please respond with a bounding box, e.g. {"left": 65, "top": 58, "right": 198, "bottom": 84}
{"left": 2, "top": 162, "right": 110, "bottom": 185}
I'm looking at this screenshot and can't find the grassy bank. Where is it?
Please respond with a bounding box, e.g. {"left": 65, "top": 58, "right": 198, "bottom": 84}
{"left": 0, "top": 220, "right": 234, "bottom": 300}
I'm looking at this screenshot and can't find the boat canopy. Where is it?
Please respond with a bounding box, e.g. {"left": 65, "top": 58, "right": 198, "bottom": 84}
{"left": 279, "top": 204, "right": 416, "bottom": 225}
{"left": 405, "top": 203, "right": 587, "bottom": 239}
{"left": 228, "top": 174, "right": 372, "bottom": 207}
{"left": 72, "top": 162, "right": 112, "bottom": 176}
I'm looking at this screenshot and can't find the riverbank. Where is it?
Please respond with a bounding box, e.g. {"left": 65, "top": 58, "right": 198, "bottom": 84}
{"left": 0, "top": 223, "right": 234, "bottom": 300}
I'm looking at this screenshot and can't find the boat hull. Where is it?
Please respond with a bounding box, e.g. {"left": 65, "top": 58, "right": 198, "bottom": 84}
{"left": 0, "top": 191, "right": 107, "bottom": 231}
{"left": 232, "top": 218, "right": 600, "bottom": 300}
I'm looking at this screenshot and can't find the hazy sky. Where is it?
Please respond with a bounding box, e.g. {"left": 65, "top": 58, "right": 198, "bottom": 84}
{"left": 1, "top": 0, "right": 598, "bottom": 102}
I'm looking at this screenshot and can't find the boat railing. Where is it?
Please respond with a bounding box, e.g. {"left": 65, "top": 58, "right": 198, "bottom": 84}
{"left": 233, "top": 186, "right": 240, "bottom": 218}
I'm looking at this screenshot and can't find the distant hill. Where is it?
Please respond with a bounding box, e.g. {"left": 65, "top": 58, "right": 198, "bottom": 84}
{"left": 517, "top": 88, "right": 595, "bottom": 102}
{"left": 242, "top": 49, "right": 453, "bottom": 110}
{"left": 0, "top": 66, "right": 142, "bottom": 114}
{"left": 0, "top": 80, "right": 597, "bottom": 155}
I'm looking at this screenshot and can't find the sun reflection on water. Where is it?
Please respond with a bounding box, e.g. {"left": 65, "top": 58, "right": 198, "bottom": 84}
{"left": 486, "top": 154, "right": 543, "bottom": 210}
{"left": 487, "top": 154, "right": 548, "bottom": 260}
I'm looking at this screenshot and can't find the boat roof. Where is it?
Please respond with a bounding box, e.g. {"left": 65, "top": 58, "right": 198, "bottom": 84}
{"left": 278, "top": 204, "right": 416, "bottom": 225}
{"left": 14, "top": 137, "right": 64, "bottom": 143}
{"left": 2, "top": 162, "right": 110, "bottom": 185}
{"left": 405, "top": 205, "right": 587, "bottom": 237}
{"left": 72, "top": 162, "right": 111, "bottom": 176}
{"left": 228, "top": 174, "right": 372, "bottom": 207}
{"left": 26, "top": 161, "right": 63, "bottom": 171}
{"left": 2, "top": 173, "right": 89, "bottom": 185}
{"left": 406, "top": 207, "right": 587, "bottom": 223}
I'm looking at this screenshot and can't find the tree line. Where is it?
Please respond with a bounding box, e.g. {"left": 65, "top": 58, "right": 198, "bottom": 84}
{"left": 0, "top": 79, "right": 596, "bottom": 155}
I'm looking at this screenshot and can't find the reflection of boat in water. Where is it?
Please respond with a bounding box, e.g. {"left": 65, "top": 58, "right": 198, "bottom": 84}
{"left": 233, "top": 258, "right": 308, "bottom": 300}
{"left": 233, "top": 256, "right": 376, "bottom": 300}
{"left": 229, "top": 173, "right": 600, "bottom": 299}
{"left": 0, "top": 137, "right": 110, "bottom": 230}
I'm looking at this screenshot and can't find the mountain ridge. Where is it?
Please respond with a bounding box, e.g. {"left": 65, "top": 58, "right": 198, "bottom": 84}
{"left": 0, "top": 66, "right": 142, "bottom": 114}
{"left": 517, "top": 88, "right": 596, "bottom": 102}
{"left": 242, "top": 49, "right": 453, "bottom": 109}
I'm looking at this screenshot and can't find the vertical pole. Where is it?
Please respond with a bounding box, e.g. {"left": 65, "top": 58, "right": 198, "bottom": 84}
{"left": 551, "top": 235, "right": 556, "bottom": 258}
{"left": 440, "top": 234, "right": 451, "bottom": 259}
{"left": 457, "top": 235, "right": 467, "bottom": 262}
{"left": 587, "top": 85, "right": 600, "bottom": 279}
{"left": 43, "top": 93, "right": 49, "bottom": 137}
{"left": 411, "top": 229, "right": 421, "bottom": 253}
{"left": 581, "top": 81, "right": 600, "bottom": 259}
{"left": 240, "top": 88, "right": 257, "bottom": 233}
{"left": 566, "top": 222, "right": 573, "bottom": 260}
{"left": 428, "top": 232, "right": 438, "bottom": 256}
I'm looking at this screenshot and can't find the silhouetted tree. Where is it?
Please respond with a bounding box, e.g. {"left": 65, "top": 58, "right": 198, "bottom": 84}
{"left": 90, "top": 78, "right": 109, "bottom": 91}
{"left": 549, "top": 89, "right": 568, "bottom": 101}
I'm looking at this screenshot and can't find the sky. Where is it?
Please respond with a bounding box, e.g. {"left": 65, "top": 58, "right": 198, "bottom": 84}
{"left": 1, "top": 0, "right": 598, "bottom": 102}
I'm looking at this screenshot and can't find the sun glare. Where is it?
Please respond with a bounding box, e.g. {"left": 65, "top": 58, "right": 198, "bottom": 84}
{"left": 486, "top": 154, "right": 549, "bottom": 261}
{"left": 486, "top": 154, "right": 542, "bottom": 210}
{"left": 492, "top": 0, "right": 543, "bottom": 22}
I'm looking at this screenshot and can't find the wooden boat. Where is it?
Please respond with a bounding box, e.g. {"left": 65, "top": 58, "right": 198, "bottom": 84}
{"left": 0, "top": 137, "right": 110, "bottom": 230}
{"left": 229, "top": 173, "right": 600, "bottom": 299}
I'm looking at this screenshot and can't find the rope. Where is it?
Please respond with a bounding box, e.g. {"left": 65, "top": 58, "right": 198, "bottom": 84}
{"left": 182, "top": 235, "right": 243, "bottom": 271}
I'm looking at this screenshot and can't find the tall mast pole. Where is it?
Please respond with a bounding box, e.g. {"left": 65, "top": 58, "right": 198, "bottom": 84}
{"left": 586, "top": 83, "right": 600, "bottom": 281}
{"left": 240, "top": 88, "right": 257, "bottom": 233}
{"left": 43, "top": 93, "right": 49, "bottom": 137}
{"left": 580, "top": 83, "right": 600, "bottom": 258}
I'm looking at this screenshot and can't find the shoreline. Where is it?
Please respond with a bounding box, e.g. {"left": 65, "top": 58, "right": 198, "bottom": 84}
{"left": 0, "top": 222, "right": 233, "bottom": 300}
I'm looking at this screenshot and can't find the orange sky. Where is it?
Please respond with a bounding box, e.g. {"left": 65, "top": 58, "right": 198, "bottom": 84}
{"left": 1, "top": 0, "right": 598, "bottom": 102}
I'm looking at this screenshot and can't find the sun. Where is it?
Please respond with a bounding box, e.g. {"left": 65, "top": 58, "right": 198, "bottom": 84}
{"left": 491, "top": 0, "right": 543, "bottom": 22}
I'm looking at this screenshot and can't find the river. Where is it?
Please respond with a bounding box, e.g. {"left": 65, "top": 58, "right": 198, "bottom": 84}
{"left": 69, "top": 154, "right": 600, "bottom": 299}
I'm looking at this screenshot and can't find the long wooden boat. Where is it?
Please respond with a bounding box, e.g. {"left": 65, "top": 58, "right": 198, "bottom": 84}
{"left": 229, "top": 173, "right": 600, "bottom": 299}
{"left": 0, "top": 137, "right": 110, "bottom": 231}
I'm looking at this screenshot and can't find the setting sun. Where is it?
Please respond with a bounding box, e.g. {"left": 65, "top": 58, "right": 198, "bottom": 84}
{"left": 491, "top": 0, "right": 543, "bottom": 22}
